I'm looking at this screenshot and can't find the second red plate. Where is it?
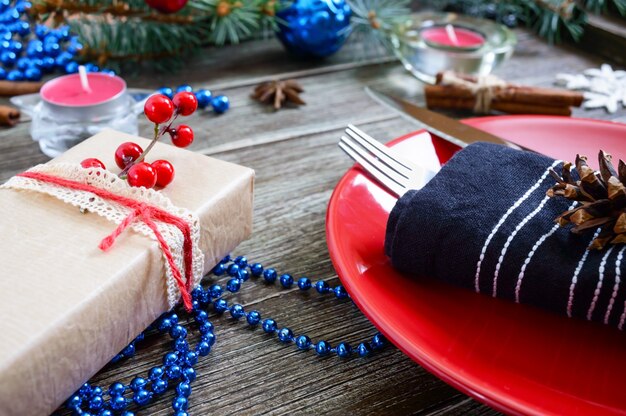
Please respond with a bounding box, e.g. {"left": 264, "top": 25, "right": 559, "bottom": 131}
{"left": 326, "top": 116, "right": 626, "bottom": 416}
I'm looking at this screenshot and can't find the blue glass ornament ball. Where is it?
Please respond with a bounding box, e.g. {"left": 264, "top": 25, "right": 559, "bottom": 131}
{"left": 276, "top": 0, "right": 352, "bottom": 58}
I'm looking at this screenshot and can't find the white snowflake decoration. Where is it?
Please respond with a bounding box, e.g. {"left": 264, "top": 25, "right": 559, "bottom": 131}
{"left": 556, "top": 64, "right": 626, "bottom": 113}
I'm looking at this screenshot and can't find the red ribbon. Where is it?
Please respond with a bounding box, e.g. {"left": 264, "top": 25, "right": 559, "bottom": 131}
{"left": 17, "top": 171, "right": 195, "bottom": 311}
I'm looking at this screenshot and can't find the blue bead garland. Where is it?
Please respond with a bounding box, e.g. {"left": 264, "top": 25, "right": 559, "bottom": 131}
{"left": 0, "top": 2, "right": 115, "bottom": 81}
{"left": 64, "top": 255, "right": 386, "bottom": 414}
{"left": 157, "top": 85, "right": 230, "bottom": 115}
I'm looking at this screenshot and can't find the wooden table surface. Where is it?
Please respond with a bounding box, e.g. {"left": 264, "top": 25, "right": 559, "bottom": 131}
{"left": 2, "top": 28, "right": 624, "bottom": 416}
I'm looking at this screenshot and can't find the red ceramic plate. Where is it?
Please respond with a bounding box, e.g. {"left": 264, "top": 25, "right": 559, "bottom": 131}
{"left": 326, "top": 116, "right": 626, "bottom": 416}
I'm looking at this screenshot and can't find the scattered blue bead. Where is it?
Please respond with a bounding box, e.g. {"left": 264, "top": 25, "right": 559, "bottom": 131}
{"left": 158, "top": 86, "right": 174, "bottom": 99}
{"left": 220, "top": 254, "right": 231, "bottom": 263}
{"left": 84, "top": 63, "right": 99, "bottom": 72}
{"left": 336, "top": 342, "right": 352, "bottom": 358}
{"left": 315, "top": 340, "right": 330, "bottom": 356}
{"left": 174, "top": 338, "right": 189, "bottom": 353}
{"left": 164, "top": 352, "right": 178, "bottom": 366}
{"left": 196, "top": 341, "right": 211, "bottom": 356}
{"left": 108, "top": 382, "right": 125, "bottom": 396}
{"left": 41, "top": 56, "right": 55, "bottom": 71}
{"left": 43, "top": 41, "right": 60, "bottom": 57}
{"left": 133, "top": 389, "right": 152, "bottom": 406}
{"left": 230, "top": 303, "right": 245, "bottom": 319}
{"left": 166, "top": 364, "right": 182, "bottom": 379}
{"left": 177, "top": 381, "right": 192, "bottom": 397}
{"left": 212, "top": 262, "right": 226, "bottom": 276}
{"left": 227, "top": 263, "right": 240, "bottom": 276}
{"left": 211, "top": 95, "right": 229, "bottom": 113}
{"left": 109, "top": 395, "right": 127, "bottom": 411}
{"left": 234, "top": 255, "right": 247, "bottom": 267}
{"left": 149, "top": 366, "right": 164, "bottom": 381}
{"left": 296, "top": 335, "right": 311, "bottom": 350}
{"left": 98, "top": 410, "right": 113, "bottom": 416}
{"left": 315, "top": 280, "right": 330, "bottom": 294}
{"left": 250, "top": 262, "right": 263, "bottom": 276}
{"left": 262, "top": 318, "right": 277, "bottom": 333}
{"left": 226, "top": 277, "right": 241, "bottom": 293}
{"left": 334, "top": 285, "right": 348, "bottom": 299}
{"left": 0, "top": 67, "right": 5, "bottom": 79}
{"left": 176, "top": 84, "right": 193, "bottom": 93}
{"left": 66, "top": 394, "right": 82, "bottom": 408}
{"left": 278, "top": 327, "right": 293, "bottom": 343}
{"left": 298, "top": 277, "right": 312, "bottom": 290}
{"left": 182, "top": 366, "right": 196, "bottom": 382}
{"left": 158, "top": 317, "right": 174, "bottom": 332}
{"left": 129, "top": 377, "right": 147, "bottom": 392}
{"left": 263, "top": 268, "right": 277, "bottom": 283}
{"left": 280, "top": 273, "right": 294, "bottom": 288}
{"left": 79, "top": 383, "right": 92, "bottom": 397}
{"left": 152, "top": 378, "right": 168, "bottom": 394}
{"left": 90, "top": 386, "right": 103, "bottom": 397}
{"left": 1, "top": 51, "right": 16, "bottom": 66}
{"left": 88, "top": 395, "right": 103, "bottom": 411}
{"left": 239, "top": 268, "right": 250, "bottom": 281}
{"left": 198, "top": 321, "right": 213, "bottom": 334}
{"left": 121, "top": 343, "right": 135, "bottom": 356}
{"left": 371, "top": 333, "right": 385, "bottom": 349}
{"left": 195, "top": 310, "right": 209, "bottom": 323}
{"left": 214, "top": 298, "right": 228, "bottom": 314}
{"left": 170, "top": 324, "right": 188, "bottom": 339}
{"left": 357, "top": 342, "right": 372, "bottom": 357}
{"left": 246, "top": 310, "right": 261, "bottom": 325}
{"left": 185, "top": 351, "right": 198, "bottom": 366}
{"left": 64, "top": 61, "right": 79, "bottom": 74}
{"left": 121, "top": 411, "right": 135, "bottom": 416}
{"left": 195, "top": 89, "right": 212, "bottom": 109}
{"left": 203, "top": 332, "right": 216, "bottom": 346}
{"left": 175, "top": 413, "right": 189, "bottom": 416}
{"left": 209, "top": 283, "right": 223, "bottom": 298}
{"left": 172, "top": 396, "right": 188, "bottom": 412}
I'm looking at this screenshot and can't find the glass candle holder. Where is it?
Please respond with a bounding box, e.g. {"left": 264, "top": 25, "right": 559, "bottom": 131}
{"left": 11, "top": 73, "right": 146, "bottom": 157}
{"left": 389, "top": 12, "right": 516, "bottom": 84}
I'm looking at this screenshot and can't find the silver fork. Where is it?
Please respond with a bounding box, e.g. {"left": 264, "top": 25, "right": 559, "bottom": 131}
{"left": 338, "top": 124, "right": 436, "bottom": 197}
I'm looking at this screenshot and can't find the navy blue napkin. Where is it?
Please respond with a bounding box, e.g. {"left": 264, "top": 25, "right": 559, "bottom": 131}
{"left": 385, "top": 142, "right": 626, "bottom": 329}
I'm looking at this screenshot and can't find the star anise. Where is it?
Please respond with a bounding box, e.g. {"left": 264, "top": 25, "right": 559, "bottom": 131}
{"left": 251, "top": 79, "right": 305, "bottom": 110}
{"left": 548, "top": 150, "right": 626, "bottom": 250}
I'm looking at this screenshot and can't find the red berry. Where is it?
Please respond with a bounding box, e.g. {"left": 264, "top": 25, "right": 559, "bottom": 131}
{"left": 144, "top": 94, "right": 175, "bottom": 124}
{"left": 152, "top": 160, "right": 175, "bottom": 188}
{"left": 145, "top": 0, "right": 188, "bottom": 13}
{"left": 80, "top": 158, "right": 106, "bottom": 169}
{"left": 115, "top": 142, "right": 144, "bottom": 169}
{"left": 127, "top": 162, "right": 157, "bottom": 188}
{"left": 173, "top": 92, "right": 198, "bottom": 116}
{"left": 170, "top": 125, "right": 194, "bottom": 148}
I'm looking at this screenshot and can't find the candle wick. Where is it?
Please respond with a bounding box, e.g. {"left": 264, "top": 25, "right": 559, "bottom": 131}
{"left": 445, "top": 24, "right": 460, "bottom": 47}
{"left": 78, "top": 65, "right": 92, "bottom": 93}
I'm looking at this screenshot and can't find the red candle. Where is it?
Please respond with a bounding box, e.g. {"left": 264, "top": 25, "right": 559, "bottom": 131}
{"left": 40, "top": 73, "right": 126, "bottom": 107}
{"left": 421, "top": 24, "right": 485, "bottom": 50}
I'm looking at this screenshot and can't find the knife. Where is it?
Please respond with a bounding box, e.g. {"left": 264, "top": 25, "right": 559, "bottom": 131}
{"left": 365, "top": 87, "right": 526, "bottom": 151}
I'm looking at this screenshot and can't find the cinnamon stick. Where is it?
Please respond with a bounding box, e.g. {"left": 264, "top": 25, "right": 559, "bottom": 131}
{"left": 0, "top": 105, "right": 20, "bottom": 126}
{"left": 425, "top": 84, "right": 583, "bottom": 108}
{"left": 0, "top": 80, "right": 44, "bottom": 97}
{"left": 425, "top": 97, "right": 572, "bottom": 116}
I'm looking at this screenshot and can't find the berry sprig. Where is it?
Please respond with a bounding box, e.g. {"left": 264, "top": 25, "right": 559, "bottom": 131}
{"left": 80, "top": 91, "right": 199, "bottom": 189}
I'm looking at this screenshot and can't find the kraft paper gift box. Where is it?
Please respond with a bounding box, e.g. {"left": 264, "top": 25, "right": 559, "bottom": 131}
{"left": 0, "top": 130, "right": 254, "bottom": 416}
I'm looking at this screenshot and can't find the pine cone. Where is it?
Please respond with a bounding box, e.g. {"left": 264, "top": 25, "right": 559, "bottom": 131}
{"left": 548, "top": 151, "right": 626, "bottom": 250}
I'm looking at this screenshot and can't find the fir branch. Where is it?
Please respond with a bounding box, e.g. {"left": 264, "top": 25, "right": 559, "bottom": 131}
{"left": 347, "top": 0, "right": 410, "bottom": 57}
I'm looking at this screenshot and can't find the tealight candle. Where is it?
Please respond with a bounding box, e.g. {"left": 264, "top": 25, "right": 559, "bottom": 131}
{"left": 12, "top": 69, "right": 142, "bottom": 157}
{"left": 421, "top": 24, "right": 485, "bottom": 50}
{"left": 40, "top": 71, "right": 128, "bottom": 119}
{"left": 389, "top": 12, "right": 516, "bottom": 84}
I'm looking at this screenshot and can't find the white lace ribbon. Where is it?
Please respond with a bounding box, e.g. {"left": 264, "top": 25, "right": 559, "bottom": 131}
{"left": 1, "top": 163, "right": 204, "bottom": 309}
